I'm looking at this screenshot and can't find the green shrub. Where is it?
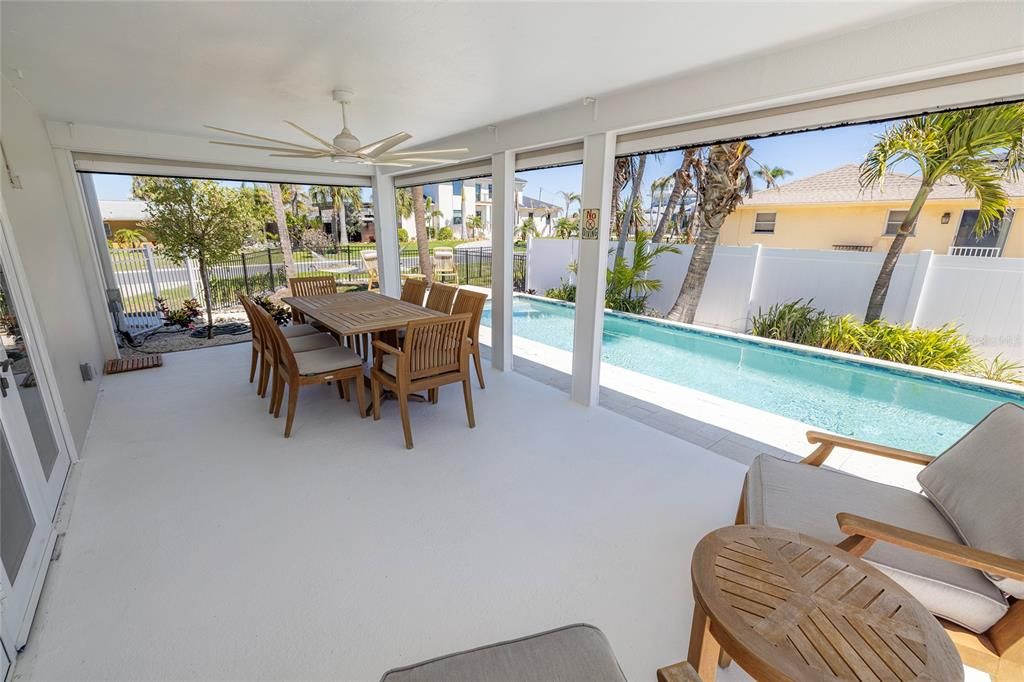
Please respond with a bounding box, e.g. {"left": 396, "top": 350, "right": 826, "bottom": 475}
{"left": 969, "top": 354, "right": 1024, "bottom": 385}
{"left": 251, "top": 294, "right": 290, "bottom": 326}
{"left": 750, "top": 299, "right": 979, "bottom": 375}
{"left": 437, "top": 227, "right": 454, "bottom": 240}
{"left": 156, "top": 297, "right": 202, "bottom": 328}
{"left": 397, "top": 228, "right": 410, "bottom": 242}
{"left": 546, "top": 281, "right": 576, "bottom": 302}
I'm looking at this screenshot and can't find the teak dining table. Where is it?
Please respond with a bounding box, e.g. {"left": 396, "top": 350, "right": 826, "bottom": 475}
{"left": 281, "top": 290, "right": 447, "bottom": 413}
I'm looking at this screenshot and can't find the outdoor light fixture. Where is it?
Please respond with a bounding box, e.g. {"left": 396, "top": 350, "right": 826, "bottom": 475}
{"left": 941, "top": 212, "right": 951, "bottom": 224}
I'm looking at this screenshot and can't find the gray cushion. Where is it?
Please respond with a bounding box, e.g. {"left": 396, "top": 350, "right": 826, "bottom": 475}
{"left": 379, "top": 624, "right": 625, "bottom": 682}
{"left": 381, "top": 354, "right": 398, "bottom": 377}
{"left": 286, "top": 333, "right": 336, "bottom": 353}
{"left": 918, "top": 403, "right": 1024, "bottom": 598}
{"left": 281, "top": 323, "right": 318, "bottom": 338}
{"left": 745, "top": 454, "right": 1008, "bottom": 633}
{"left": 294, "top": 346, "right": 363, "bottom": 376}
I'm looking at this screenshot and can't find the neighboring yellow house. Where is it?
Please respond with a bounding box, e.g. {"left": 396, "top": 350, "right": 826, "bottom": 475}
{"left": 99, "top": 199, "right": 154, "bottom": 243}
{"left": 719, "top": 164, "right": 1024, "bottom": 257}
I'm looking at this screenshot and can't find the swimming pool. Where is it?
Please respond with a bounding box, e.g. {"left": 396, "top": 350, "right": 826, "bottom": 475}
{"left": 481, "top": 296, "right": 1024, "bottom": 454}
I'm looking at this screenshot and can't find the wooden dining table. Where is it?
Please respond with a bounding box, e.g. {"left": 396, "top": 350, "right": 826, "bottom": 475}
{"left": 281, "top": 290, "right": 446, "bottom": 338}
{"left": 281, "top": 290, "right": 447, "bottom": 413}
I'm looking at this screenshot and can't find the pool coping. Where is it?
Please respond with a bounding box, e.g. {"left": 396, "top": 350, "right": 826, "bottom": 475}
{"left": 511, "top": 292, "right": 1024, "bottom": 401}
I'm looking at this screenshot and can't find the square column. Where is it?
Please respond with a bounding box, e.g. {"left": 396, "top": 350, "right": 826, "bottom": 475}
{"left": 571, "top": 132, "right": 615, "bottom": 406}
{"left": 490, "top": 151, "right": 515, "bottom": 371}
{"left": 371, "top": 169, "right": 401, "bottom": 296}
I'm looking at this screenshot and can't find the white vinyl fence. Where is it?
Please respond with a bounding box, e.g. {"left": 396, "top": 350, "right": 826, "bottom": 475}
{"left": 526, "top": 239, "right": 1024, "bottom": 361}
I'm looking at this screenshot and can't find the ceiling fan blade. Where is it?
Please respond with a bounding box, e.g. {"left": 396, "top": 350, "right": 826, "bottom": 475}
{"left": 283, "top": 120, "right": 339, "bottom": 151}
{"left": 356, "top": 132, "right": 413, "bottom": 157}
{"left": 368, "top": 161, "right": 414, "bottom": 167}
{"left": 204, "top": 125, "right": 323, "bottom": 151}
{"left": 268, "top": 152, "right": 332, "bottom": 158}
{"left": 209, "top": 140, "right": 326, "bottom": 154}
{"left": 378, "top": 148, "right": 468, "bottom": 157}
{"left": 387, "top": 157, "right": 464, "bottom": 164}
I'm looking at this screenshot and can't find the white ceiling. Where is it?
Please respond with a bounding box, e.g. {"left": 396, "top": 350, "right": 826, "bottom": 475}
{"left": 3, "top": 1, "right": 934, "bottom": 153}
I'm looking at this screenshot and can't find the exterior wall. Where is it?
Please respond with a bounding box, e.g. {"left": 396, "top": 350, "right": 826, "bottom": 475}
{"left": 526, "top": 239, "right": 1024, "bottom": 361}
{"left": 720, "top": 199, "right": 1024, "bottom": 257}
{"left": 1, "top": 81, "right": 107, "bottom": 450}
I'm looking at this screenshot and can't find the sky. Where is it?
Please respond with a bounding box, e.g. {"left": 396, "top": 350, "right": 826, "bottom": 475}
{"left": 91, "top": 119, "right": 894, "bottom": 206}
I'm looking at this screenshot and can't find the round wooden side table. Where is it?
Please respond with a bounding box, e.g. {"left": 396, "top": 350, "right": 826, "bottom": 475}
{"left": 685, "top": 525, "right": 962, "bottom": 681}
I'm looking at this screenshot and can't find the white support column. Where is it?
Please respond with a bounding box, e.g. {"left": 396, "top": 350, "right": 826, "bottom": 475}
{"left": 491, "top": 151, "right": 515, "bottom": 371}
{"left": 371, "top": 169, "right": 401, "bottom": 296}
{"left": 571, "top": 132, "right": 615, "bottom": 406}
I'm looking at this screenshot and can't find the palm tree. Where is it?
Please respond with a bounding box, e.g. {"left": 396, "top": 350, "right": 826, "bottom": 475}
{"left": 112, "top": 228, "right": 145, "bottom": 247}
{"left": 268, "top": 183, "right": 296, "bottom": 278}
{"left": 465, "top": 213, "right": 483, "bottom": 239}
{"left": 308, "top": 185, "right": 329, "bottom": 231}
{"left": 558, "top": 190, "right": 581, "bottom": 218}
{"left": 860, "top": 104, "right": 1024, "bottom": 322}
{"left": 667, "top": 142, "right": 754, "bottom": 323}
{"left": 515, "top": 217, "right": 539, "bottom": 244}
{"left": 411, "top": 186, "right": 431, "bottom": 283}
{"left": 615, "top": 155, "right": 647, "bottom": 262}
{"left": 553, "top": 216, "right": 578, "bottom": 239}
{"left": 611, "top": 157, "right": 632, "bottom": 236}
{"left": 648, "top": 176, "right": 671, "bottom": 225}
{"left": 333, "top": 186, "right": 363, "bottom": 245}
{"left": 753, "top": 165, "right": 793, "bottom": 189}
{"left": 652, "top": 150, "right": 699, "bottom": 244}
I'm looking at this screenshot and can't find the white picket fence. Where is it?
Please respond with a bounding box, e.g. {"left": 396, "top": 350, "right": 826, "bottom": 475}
{"left": 526, "top": 239, "right": 1024, "bottom": 361}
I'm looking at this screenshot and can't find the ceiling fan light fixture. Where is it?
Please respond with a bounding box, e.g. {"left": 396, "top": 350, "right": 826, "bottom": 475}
{"left": 332, "top": 127, "right": 360, "bottom": 153}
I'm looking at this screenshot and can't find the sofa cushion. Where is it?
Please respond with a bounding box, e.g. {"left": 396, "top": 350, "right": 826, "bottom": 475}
{"left": 918, "top": 402, "right": 1024, "bottom": 598}
{"left": 379, "top": 624, "right": 626, "bottom": 682}
{"left": 745, "top": 454, "right": 1008, "bottom": 633}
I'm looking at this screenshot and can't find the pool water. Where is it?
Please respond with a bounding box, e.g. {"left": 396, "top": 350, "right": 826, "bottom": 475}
{"left": 482, "top": 296, "right": 1024, "bottom": 454}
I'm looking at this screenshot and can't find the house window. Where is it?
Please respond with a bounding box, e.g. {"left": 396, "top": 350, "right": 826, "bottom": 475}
{"left": 453, "top": 209, "right": 462, "bottom": 225}
{"left": 753, "top": 212, "right": 776, "bottom": 234}
{"left": 884, "top": 210, "right": 917, "bottom": 236}
{"left": 102, "top": 222, "right": 112, "bottom": 238}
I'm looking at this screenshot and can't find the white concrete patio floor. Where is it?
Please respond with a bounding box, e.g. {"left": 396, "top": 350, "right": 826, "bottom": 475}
{"left": 15, "top": 342, "right": 754, "bottom": 681}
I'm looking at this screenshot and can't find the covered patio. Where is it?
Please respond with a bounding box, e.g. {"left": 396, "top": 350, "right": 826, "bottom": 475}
{"left": 18, "top": 342, "right": 745, "bottom": 680}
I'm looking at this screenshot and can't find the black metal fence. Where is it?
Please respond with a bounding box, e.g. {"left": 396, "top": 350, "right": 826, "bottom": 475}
{"left": 112, "top": 244, "right": 522, "bottom": 326}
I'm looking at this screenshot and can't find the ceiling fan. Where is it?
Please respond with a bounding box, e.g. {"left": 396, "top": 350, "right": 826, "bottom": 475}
{"left": 204, "top": 90, "right": 467, "bottom": 167}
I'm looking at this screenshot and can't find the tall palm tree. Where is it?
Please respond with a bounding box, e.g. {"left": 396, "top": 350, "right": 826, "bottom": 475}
{"left": 465, "top": 214, "right": 483, "bottom": 239}
{"left": 396, "top": 187, "right": 414, "bottom": 221}
{"left": 332, "top": 186, "right": 363, "bottom": 245}
{"left": 558, "top": 190, "right": 581, "bottom": 218}
{"left": 268, "top": 183, "right": 295, "bottom": 278}
{"left": 411, "top": 186, "right": 431, "bottom": 283}
{"left": 648, "top": 176, "right": 671, "bottom": 225}
{"left": 652, "top": 150, "right": 700, "bottom": 244}
{"left": 860, "top": 104, "right": 1024, "bottom": 322}
{"left": 615, "top": 155, "right": 647, "bottom": 262}
{"left": 308, "top": 185, "right": 329, "bottom": 231}
{"left": 667, "top": 142, "right": 753, "bottom": 323}
{"left": 611, "top": 157, "right": 632, "bottom": 237}
{"left": 753, "top": 165, "right": 793, "bottom": 189}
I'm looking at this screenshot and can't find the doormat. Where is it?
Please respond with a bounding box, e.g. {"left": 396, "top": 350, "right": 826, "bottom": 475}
{"left": 103, "top": 354, "right": 163, "bottom": 375}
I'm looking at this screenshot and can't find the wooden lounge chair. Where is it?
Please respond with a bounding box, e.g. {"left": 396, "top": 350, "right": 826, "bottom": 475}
{"left": 735, "top": 403, "right": 1024, "bottom": 680}
{"left": 252, "top": 304, "right": 365, "bottom": 437}
{"left": 361, "top": 249, "right": 380, "bottom": 291}
{"left": 370, "top": 313, "right": 474, "bottom": 449}
{"left": 239, "top": 294, "right": 319, "bottom": 394}
{"left": 424, "top": 282, "right": 458, "bottom": 313}
{"left": 400, "top": 277, "right": 428, "bottom": 306}
{"left": 451, "top": 288, "right": 487, "bottom": 389}
{"left": 432, "top": 247, "right": 459, "bottom": 285}
{"left": 288, "top": 275, "right": 337, "bottom": 322}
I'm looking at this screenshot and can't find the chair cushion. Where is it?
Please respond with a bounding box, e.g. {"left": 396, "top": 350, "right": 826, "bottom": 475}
{"left": 917, "top": 403, "right": 1024, "bottom": 598}
{"left": 745, "top": 454, "right": 1008, "bottom": 633}
{"left": 295, "top": 346, "right": 363, "bottom": 376}
{"left": 281, "top": 323, "right": 318, "bottom": 338}
{"left": 381, "top": 354, "right": 397, "bottom": 377}
{"left": 287, "top": 333, "right": 336, "bottom": 353}
{"left": 379, "top": 624, "right": 626, "bottom": 682}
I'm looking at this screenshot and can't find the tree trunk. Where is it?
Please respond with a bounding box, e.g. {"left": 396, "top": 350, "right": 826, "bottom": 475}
{"left": 611, "top": 158, "right": 629, "bottom": 238}
{"left": 653, "top": 166, "right": 686, "bottom": 244}
{"left": 269, "top": 183, "right": 295, "bottom": 278}
{"left": 865, "top": 184, "right": 932, "bottom": 322}
{"left": 334, "top": 190, "right": 349, "bottom": 245}
{"left": 667, "top": 212, "right": 721, "bottom": 323}
{"left": 616, "top": 155, "right": 646, "bottom": 262}
{"left": 412, "top": 186, "right": 432, "bottom": 284}
{"left": 198, "top": 256, "right": 215, "bottom": 339}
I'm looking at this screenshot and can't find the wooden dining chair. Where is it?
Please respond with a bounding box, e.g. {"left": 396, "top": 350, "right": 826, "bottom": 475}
{"left": 239, "top": 294, "right": 319, "bottom": 395}
{"left": 451, "top": 289, "right": 488, "bottom": 389}
{"left": 288, "top": 275, "right": 337, "bottom": 322}
{"left": 252, "top": 305, "right": 366, "bottom": 437}
{"left": 370, "top": 313, "right": 474, "bottom": 449}
{"left": 424, "top": 282, "right": 458, "bottom": 313}
{"left": 400, "top": 277, "right": 428, "bottom": 306}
